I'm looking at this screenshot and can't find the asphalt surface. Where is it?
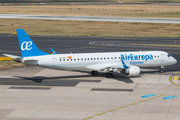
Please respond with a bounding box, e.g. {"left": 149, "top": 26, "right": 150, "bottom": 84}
{"left": 1, "top": 14, "right": 180, "bottom": 24}
{"left": 0, "top": 34, "right": 179, "bottom": 72}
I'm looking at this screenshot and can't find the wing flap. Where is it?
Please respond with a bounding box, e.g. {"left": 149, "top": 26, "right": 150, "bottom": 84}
{"left": 86, "top": 63, "right": 124, "bottom": 71}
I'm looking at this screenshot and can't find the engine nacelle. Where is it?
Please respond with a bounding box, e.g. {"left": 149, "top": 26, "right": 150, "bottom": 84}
{"left": 124, "top": 66, "right": 140, "bottom": 76}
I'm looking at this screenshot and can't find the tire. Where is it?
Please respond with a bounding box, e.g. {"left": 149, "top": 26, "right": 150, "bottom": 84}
{"left": 91, "top": 71, "right": 98, "bottom": 75}
{"left": 107, "top": 73, "right": 113, "bottom": 78}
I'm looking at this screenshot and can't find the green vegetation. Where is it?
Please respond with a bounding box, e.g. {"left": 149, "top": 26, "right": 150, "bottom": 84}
{"left": 0, "top": 0, "right": 179, "bottom": 3}
{"left": 0, "top": 56, "right": 24, "bottom": 70}
{"left": 0, "top": 19, "right": 180, "bottom": 37}
{"left": 0, "top": 5, "right": 179, "bottom": 18}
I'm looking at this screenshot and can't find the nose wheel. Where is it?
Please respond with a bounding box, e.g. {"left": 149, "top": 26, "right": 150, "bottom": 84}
{"left": 107, "top": 73, "right": 113, "bottom": 78}
{"left": 159, "top": 66, "right": 164, "bottom": 73}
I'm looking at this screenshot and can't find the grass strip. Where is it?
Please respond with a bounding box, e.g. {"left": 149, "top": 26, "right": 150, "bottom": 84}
{"left": 0, "top": 19, "right": 180, "bottom": 37}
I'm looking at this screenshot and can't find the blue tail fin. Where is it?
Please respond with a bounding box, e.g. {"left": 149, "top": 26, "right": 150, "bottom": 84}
{"left": 16, "top": 29, "right": 49, "bottom": 57}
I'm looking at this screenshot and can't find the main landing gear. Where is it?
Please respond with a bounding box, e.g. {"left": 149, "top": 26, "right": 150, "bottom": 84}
{"left": 91, "top": 71, "right": 114, "bottom": 78}
{"left": 159, "top": 66, "right": 164, "bottom": 73}
{"left": 91, "top": 71, "right": 98, "bottom": 75}
{"left": 106, "top": 72, "right": 113, "bottom": 78}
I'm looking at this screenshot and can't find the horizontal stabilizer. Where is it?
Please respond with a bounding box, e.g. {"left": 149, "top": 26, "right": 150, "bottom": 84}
{"left": 3, "top": 54, "right": 22, "bottom": 62}
{"left": 3, "top": 54, "right": 22, "bottom": 59}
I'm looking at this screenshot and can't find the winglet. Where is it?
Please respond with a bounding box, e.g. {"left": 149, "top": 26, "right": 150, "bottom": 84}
{"left": 121, "top": 59, "right": 129, "bottom": 69}
{"left": 50, "top": 48, "right": 57, "bottom": 54}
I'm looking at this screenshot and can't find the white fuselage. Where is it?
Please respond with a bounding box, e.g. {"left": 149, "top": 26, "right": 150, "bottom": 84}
{"left": 23, "top": 51, "right": 177, "bottom": 71}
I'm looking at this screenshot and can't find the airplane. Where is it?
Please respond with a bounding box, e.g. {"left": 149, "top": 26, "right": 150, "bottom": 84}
{"left": 3, "top": 29, "right": 177, "bottom": 78}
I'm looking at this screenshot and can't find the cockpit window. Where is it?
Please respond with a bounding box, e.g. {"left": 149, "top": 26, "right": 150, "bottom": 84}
{"left": 168, "top": 54, "right": 171, "bottom": 57}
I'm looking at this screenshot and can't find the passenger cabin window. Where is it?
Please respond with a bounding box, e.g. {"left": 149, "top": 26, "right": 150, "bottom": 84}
{"left": 91, "top": 58, "right": 93, "bottom": 60}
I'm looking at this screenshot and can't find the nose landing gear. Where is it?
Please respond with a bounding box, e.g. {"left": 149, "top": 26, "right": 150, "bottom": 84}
{"left": 159, "top": 66, "right": 164, "bottom": 73}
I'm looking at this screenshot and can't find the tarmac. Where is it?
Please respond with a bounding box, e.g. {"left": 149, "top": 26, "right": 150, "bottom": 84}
{"left": 0, "top": 35, "right": 180, "bottom": 120}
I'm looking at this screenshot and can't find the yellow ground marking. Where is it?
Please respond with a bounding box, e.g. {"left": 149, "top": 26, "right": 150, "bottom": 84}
{"left": 129, "top": 102, "right": 138, "bottom": 106}
{"left": 139, "top": 100, "right": 147, "bottom": 103}
{"left": 118, "top": 105, "right": 128, "bottom": 109}
{"left": 148, "top": 97, "right": 157, "bottom": 100}
{"left": 169, "top": 72, "right": 180, "bottom": 87}
{"left": 173, "top": 77, "right": 180, "bottom": 80}
{"left": 157, "top": 95, "right": 165, "bottom": 97}
{"left": 0, "top": 57, "right": 13, "bottom": 61}
{"left": 95, "top": 112, "right": 106, "bottom": 116}
{"left": 107, "top": 109, "right": 117, "bottom": 112}
{"left": 83, "top": 116, "right": 94, "bottom": 120}
{"left": 83, "top": 94, "right": 165, "bottom": 120}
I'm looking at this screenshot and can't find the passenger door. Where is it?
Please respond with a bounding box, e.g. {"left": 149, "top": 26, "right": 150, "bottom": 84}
{"left": 161, "top": 54, "right": 165, "bottom": 62}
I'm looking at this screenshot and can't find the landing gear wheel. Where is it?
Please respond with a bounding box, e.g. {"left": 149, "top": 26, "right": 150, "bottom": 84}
{"left": 159, "top": 66, "right": 164, "bottom": 73}
{"left": 107, "top": 73, "right": 113, "bottom": 78}
{"left": 91, "top": 71, "right": 98, "bottom": 76}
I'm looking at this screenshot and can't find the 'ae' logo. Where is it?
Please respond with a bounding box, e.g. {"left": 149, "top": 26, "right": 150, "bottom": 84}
{"left": 21, "top": 41, "right": 32, "bottom": 51}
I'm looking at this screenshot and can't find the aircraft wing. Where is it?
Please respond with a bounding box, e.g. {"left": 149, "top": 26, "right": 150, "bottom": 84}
{"left": 86, "top": 59, "right": 131, "bottom": 72}
{"left": 86, "top": 63, "right": 128, "bottom": 72}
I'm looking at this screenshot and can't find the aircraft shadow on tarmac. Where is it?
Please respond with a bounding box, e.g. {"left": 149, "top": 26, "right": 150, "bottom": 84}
{"left": 11, "top": 68, "right": 177, "bottom": 86}
{"left": 13, "top": 71, "right": 135, "bottom": 84}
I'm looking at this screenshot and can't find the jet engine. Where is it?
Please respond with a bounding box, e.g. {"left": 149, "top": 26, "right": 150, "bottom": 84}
{"left": 122, "top": 66, "right": 140, "bottom": 76}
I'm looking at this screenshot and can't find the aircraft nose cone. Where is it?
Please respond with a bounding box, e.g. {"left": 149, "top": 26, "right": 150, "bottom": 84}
{"left": 174, "top": 58, "right": 177, "bottom": 64}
